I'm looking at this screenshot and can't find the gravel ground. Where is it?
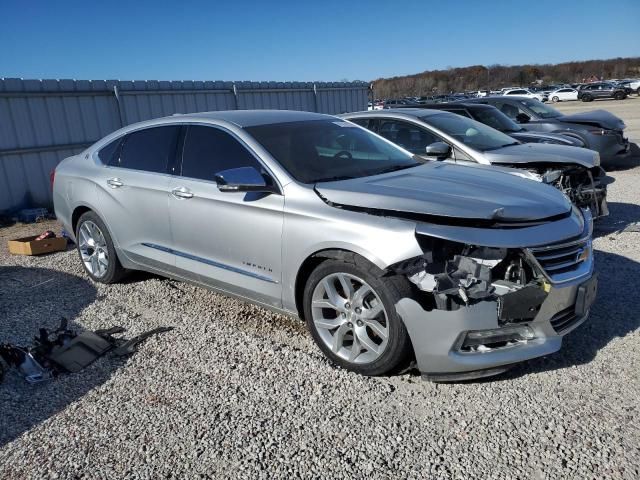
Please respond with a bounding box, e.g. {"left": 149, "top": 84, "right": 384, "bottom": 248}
{"left": 1, "top": 128, "right": 640, "bottom": 479}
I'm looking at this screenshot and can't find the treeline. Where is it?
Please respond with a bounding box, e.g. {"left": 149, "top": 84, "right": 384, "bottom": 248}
{"left": 372, "top": 57, "right": 640, "bottom": 99}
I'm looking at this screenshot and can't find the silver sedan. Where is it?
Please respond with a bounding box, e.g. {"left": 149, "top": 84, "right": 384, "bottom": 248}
{"left": 53, "top": 110, "right": 597, "bottom": 381}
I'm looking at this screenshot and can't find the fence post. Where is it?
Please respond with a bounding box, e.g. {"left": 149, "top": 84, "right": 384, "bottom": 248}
{"left": 313, "top": 83, "right": 318, "bottom": 112}
{"left": 113, "top": 85, "right": 125, "bottom": 127}
{"left": 232, "top": 82, "right": 239, "bottom": 110}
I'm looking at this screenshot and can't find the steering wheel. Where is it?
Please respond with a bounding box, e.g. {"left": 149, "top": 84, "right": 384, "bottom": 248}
{"left": 333, "top": 150, "right": 353, "bottom": 160}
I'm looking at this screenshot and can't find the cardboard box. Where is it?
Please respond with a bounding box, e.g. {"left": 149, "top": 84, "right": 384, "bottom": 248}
{"left": 8, "top": 235, "right": 67, "bottom": 255}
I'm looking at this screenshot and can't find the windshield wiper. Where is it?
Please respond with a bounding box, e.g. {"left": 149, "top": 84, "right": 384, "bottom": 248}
{"left": 372, "top": 164, "right": 421, "bottom": 175}
{"left": 313, "top": 175, "right": 356, "bottom": 183}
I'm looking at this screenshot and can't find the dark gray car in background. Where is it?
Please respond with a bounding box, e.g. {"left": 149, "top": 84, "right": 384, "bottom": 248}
{"left": 465, "top": 96, "right": 630, "bottom": 166}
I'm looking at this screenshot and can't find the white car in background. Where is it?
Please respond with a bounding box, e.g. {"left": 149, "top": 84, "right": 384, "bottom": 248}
{"left": 502, "top": 88, "right": 545, "bottom": 102}
{"left": 548, "top": 88, "right": 579, "bottom": 102}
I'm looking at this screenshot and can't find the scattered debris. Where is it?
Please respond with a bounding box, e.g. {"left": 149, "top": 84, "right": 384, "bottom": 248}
{"left": 0, "top": 319, "right": 174, "bottom": 384}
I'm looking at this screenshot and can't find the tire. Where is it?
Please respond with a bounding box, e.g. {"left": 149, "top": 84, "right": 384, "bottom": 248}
{"left": 552, "top": 96, "right": 560, "bottom": 103}
{"left": 303, "top": 256, "right": 412, "bottom": 376}
{"left": 614, "top": 92, "right": 625, "bottom": 100}
{"left": 76, "top": 211, "right": 127, "bottom": 284}
{"left": 581, "top": 95, "right": 592, "bottom": 102}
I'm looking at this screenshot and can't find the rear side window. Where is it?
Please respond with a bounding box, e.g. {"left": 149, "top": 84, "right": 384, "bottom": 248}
{"left": 348, "top": 118, "right": 371, "bottom": 128}
{"left": 98, "top": 138, "right": 122, "bottom": 165}
{"left": 117, "top": 126, "right": 180, "bottom": 173}
{"left": 181, "top": 126, "right": 263, "bottom": 181}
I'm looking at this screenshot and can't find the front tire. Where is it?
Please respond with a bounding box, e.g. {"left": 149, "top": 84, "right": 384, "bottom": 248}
{"left": 614, "top": 92, "right": 625, "bottom": 100}
{"left": 552, "top": 96, "right": 560, "bottom": 102}
{"left": 76, "top": 211, "right": 127, "bottom": 284}
{"left": 303, "top": 257, "right": 412, "bottom": 376}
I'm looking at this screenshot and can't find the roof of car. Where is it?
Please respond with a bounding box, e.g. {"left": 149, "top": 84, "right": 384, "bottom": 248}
{"left": 168, "top": 109, "right": 334, "bottom": 127}
{"left": 345, "top": 108, "right": 446, "bottom": 118}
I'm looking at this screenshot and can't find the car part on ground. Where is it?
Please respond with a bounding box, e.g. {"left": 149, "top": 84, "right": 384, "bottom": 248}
{"left": 341, "top": 109, "right": 609, "bottom": 218}
{"left": 53, "top": 110, "right": 597, "bottom": 380}
{"left": 0, "top": 318, "right": 174, "bottom": 383}
{"left": 463, "top": 96, "right": 631, "bottom": 166}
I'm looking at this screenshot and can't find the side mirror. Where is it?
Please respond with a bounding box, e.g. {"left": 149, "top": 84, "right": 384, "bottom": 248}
{"left": 425, "top": 142, "right": 452, "bottom": 159}
{"left": 516, "top": 113, "right": 531, "bottom": 124}
{"left": 214, "top": 166, "right": 278, "bottom": 194}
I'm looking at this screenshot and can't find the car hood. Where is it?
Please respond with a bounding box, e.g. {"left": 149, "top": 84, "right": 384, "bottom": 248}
{"left": 557, "top": 109, "right": 626, "bottom": 130}
{"left": 509, "top": 130, "right": 584, "bottom": 147}
{"left": 484, "top": 143, "right": 599, "bottom": 168}
{"left": 315, "top": 162, "right": 572, "bottom": 223}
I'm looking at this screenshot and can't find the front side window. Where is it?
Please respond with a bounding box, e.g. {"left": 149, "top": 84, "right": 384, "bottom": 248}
{"left": 117, "top": 126, "right": 180, "bottom": 173}
{"left": 516, "top": 99, "right": 562, "bottom": 118}
{"left": 421, "top": 112, "right": 518, "bottom": 152}
{"left": 245, "top": 120, "right": 421, "bottom": 183}
{"left": 181, "top": 126, "right": 264, "bottom": 181}
{"left": 473, "top": 108, "right": 522, "bottom": 133}
{"left": 378, "top": 120, "right": 441, "bottom": 154}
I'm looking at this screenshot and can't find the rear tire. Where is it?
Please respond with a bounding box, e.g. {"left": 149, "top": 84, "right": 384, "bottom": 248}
{"left": 303, "top": 257, "right": 413, "bottom": 376}
{"left": 76, "top": 211, "right": 127, "bottom": 284}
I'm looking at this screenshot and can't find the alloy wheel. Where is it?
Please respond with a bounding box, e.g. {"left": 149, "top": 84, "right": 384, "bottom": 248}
{"left": 311, "top": 272, "right": 389, "bottom": 364}
{"left": 78, "top": 220, "right": 109, "bottom": 278}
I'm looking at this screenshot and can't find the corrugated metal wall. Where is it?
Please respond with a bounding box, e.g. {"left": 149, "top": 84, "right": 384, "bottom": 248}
{"left": 0, "top": 78, "right": 370, "bottom": 213}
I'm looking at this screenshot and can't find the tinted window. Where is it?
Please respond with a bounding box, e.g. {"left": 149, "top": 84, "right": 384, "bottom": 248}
{"left": 98, "top": 138, "right": 122, "bottom": 166}
{"left": 421, "top": 112, "right": 517, "bottom": 152}
{"left": 245, "top": 120, "right": 420, "bottom": 183}
{"left": 117, "top": 126, "right": 180, "bottom": 173}
{"left": 348, "top": 118, "right": 371, "bottom": 128}
{"left": 444, "top": 109, "right": 473, "bottom": 119}
{"left": 181, "top": 126, "right": 263, "bottom": 181}
{"left": 378, "top": 120, "right": 441, "bottom": 154}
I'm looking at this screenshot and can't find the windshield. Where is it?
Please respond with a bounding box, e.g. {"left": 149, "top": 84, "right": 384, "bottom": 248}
{"left": 472, "top": 108, "right": 522, "bottom": 133}
{"left": 420, "top": 112, "right": 518, "bottom": 152}
{"left": 245, "top": 120, "right": 421, "bottom": 183}
{"left": 517, "top": 99, "right": 562, "bottom": 119}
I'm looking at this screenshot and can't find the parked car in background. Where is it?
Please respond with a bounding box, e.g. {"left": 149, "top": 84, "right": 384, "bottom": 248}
{"left": 502, "top": 88, "right": 546, "bottom": 102}
{"left": 577, "top": 82, "right": 627, "bottom": 102}
{"left": 53, "top": 109, "right": 598, "bottom": 381}
{"left": 617, "top": 79, "right": 640, "bottom": 95}
{"left": 410, "top": 102, "right": 586, "bottom": 147}
{"left": 465, "top": 96, "right": 630, "bottom": 166}
{"left": 548, "top": 88, "right": 579, "bottom": 102}
{"left": 616, "top": 79, "right": 640, "bottom": 94}
{"left": 341, "top": 109, "right": 608, "bottom": 218}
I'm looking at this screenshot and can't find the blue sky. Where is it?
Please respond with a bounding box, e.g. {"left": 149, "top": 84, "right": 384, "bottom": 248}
{"left": 1, "top": 0, "right": 638, "bottom": 82}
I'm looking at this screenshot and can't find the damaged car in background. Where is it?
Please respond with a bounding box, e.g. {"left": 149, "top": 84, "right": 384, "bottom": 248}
{"left": 53, "top": 110, "right": 597, "bottom": 381}
{"left": 342, "top": 109, "right": 609, "bottom": 218}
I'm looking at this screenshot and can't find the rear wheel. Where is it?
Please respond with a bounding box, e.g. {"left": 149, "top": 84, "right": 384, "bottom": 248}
{"left": 552, "top": 96, "right": 560, "bottom": 102}
{"left": 303, "top": 258, "right": 412, "bottom": 376}
{"left": 76, "top": 211, "right": 127, "bottom": 284}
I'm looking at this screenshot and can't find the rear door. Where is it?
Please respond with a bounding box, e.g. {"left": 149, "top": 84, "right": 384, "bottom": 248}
{"left": 95, "top": 125, "right": 180, "bottom": 271}
{"left": 168, "top": 124, "right": 284, "bottom": 308}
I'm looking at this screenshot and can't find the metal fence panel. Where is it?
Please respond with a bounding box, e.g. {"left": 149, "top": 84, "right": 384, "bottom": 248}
{"left": 0, "top": 78, "right": 369, "bottom": 213}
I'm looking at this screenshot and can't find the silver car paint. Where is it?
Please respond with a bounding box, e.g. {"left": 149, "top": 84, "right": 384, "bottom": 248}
{"left": 53, "top": 110, "right": 595, "bottom": 378}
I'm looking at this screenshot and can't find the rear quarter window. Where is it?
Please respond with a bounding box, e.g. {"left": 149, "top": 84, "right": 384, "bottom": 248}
{"left": 117, "top": 126, "right": 180, "bottom": 173}
{"left": 97, "top": 138, "right": 122, "bottom": 165}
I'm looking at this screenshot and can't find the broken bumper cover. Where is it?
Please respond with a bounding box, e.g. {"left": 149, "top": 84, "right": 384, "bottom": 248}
{"left": 397, "top": 274, "right": 594, "bottom": 380}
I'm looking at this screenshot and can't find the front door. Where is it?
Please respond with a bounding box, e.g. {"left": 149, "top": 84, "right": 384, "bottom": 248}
{"left": 168, "top": 125, "right": 284, "bottom": 308}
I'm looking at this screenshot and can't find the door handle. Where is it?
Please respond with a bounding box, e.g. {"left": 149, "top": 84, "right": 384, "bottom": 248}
{"left": 107, "top": 178, "right": 124, "bottom": 188}
{"left": 171, "top": 187, "right": 194, "bottom": 199}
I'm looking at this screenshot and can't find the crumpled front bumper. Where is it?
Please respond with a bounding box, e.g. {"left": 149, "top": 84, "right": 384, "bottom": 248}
{"left": 396, "top": 273, "right": 594, "bottom": 380}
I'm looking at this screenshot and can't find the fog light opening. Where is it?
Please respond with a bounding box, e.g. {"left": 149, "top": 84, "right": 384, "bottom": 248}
{"left": 458, "top": 326, "right": 535, "bottom": 353}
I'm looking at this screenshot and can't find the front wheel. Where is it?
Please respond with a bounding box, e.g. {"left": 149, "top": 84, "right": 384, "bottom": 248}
{"left": 76, "top": 211, "right": 127, "bottom": 284}
{"left": 303, "top": 258, "right": 412, "bottom": 376}
{"left": 552, "top": 96, "right": 560, "bottom": 102}
{"left": 614, "top": 92, "right": 625, "bottom": 100}
{"left": 581, "top": 95, "right": 592, "bottom": 102}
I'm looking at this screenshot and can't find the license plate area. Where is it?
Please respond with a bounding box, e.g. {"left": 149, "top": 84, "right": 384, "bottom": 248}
{"left": 575, "top": 274, "right": 598, "bottom": 317}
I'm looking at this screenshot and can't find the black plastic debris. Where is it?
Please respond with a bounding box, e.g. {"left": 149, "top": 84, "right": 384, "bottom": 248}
{"left": 0, "top": 318, "right": 173, "bottom": 384}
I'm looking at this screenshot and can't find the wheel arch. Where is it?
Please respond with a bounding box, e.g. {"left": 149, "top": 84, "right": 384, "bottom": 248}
{"left": 294, "top": 248, "right": 386, "bottom": 320}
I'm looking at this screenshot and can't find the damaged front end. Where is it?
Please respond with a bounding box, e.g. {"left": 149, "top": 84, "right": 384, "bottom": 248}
{"left": 391, "top": 214, "right": 596, "bottom": 381}
{"left": 519, "top": 164, "right": 609, "bottom": 219}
